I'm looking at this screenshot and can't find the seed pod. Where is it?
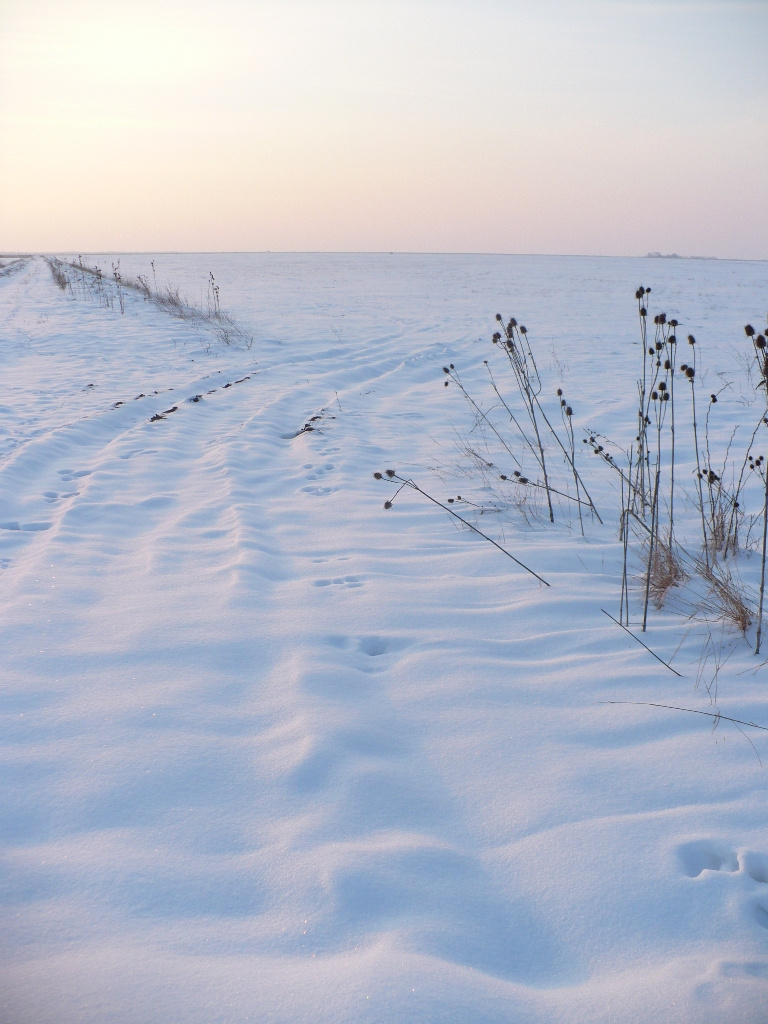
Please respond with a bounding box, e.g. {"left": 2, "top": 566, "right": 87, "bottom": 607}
{"left": 745, "top": 324, "right": 755, "bottom": 337}
{"left": 688, "top": 334, "right": 695, "bottom": 345}
{"left": 373, "top": 472, "right": 383, "bottom": 479}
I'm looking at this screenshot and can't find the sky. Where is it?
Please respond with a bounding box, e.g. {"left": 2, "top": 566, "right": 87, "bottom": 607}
{"left": 0, "top": 0, "right": 766, "bottom": 257}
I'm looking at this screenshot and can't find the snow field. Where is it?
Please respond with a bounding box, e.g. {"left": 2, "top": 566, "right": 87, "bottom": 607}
{"left": 0, "top": 253, "right": 767, "bottom": 1022}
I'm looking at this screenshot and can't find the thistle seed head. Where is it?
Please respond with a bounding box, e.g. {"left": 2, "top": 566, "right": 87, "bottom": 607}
{"left": 385, "top": 469, "right": 395, "bottom": 477}
{"left": 687, "top": 334, "right": 696, "bottom": 345}
{"left": 756, "top": 335, "right": 766, "bottom": 349}
{"left": 745, "top": 324, "right": 755, "bottom": 337}
{"left": 373, "top": 472, "right": 383, "bottom": 479}
{"left": 384, "top": 501, "right": 392, "bottom": 509}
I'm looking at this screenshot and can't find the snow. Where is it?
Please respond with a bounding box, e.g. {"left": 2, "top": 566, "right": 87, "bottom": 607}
{"left": 1, "top": 252, "right": 767, "bottom": 1023}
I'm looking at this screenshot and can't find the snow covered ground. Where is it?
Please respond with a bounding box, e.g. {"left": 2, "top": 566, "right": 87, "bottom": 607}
{"left": 1, "top": 252, "right": 767, "bottom": 1023}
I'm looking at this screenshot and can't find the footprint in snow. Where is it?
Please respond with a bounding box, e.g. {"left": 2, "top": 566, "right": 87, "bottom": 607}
{"left": 0, "top": 521, "right": 51, "bottom": 532}
{"left": 42, "top": 490, "right": 78, "bottom": 503}
{"left": 678, "top": 840, "right": 738, "bottom": 877}
{"left": 313, "top": 576, "right": 363, "bottom": 589}
{"left": 58, "top": 468, "right": 91, "bottom": 482}
{"left": 678, "top": 840, "right": 768, "bottom": 931}
{"left": 358, "top": 636, "right": 389, "bottom": 657}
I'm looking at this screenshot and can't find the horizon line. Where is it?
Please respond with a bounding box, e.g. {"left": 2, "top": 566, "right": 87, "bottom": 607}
{"left": 3, "top": 250, "right": 766, "bottom": 263}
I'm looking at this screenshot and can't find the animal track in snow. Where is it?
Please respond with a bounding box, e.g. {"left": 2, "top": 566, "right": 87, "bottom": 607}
{"left": 43, "top": 490, "right": 78, "bottom": 504}
{"left": 313, "top": 576, "right": 362, "bottom": 589}
{"left": 118, "top": 448, "right": 157, "bottom": 461}
{"left": 678, "top": 840, "right": 738, "bottom": 878}
{"left": 300, "top": 461, "right": 336, "bottom": 495}
{"left": 678, "top": 841, "right": 768, "bottom": 931}
{"left": 742, "top": 851, "right": 768, "bottom": 884}
{"left": 0, "top": 521, "right": 51, "bottom": 532}
{"left": 302, "top": 462, "right": 335, "bottom": 480}
{"left": 58, "top": 468, "right": 91, "bottom": 482}
{"left": 358, "top": 636, "right": 389, "bottom": 657}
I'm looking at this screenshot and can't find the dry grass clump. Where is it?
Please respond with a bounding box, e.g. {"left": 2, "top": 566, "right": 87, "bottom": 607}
{"left": 46, "top": 258, "right": 69, "bottom": 291}
{"left": 648, "top": 540, "right": 687, "bottom": 610}
{"left": 46, "top": 256, "right": 254, "bottom": 350}
{"left": 695, "top": 557, "right": 753, "bottom": 635}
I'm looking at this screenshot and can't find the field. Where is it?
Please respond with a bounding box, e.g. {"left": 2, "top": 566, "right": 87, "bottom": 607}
{"left": 1, "top": 252, "right": 767, "bottom": 1022}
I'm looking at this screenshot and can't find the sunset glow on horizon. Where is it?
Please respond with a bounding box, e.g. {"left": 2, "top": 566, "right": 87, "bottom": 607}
{"left": 1, "top": 0, "right": 766, "bottom": 258}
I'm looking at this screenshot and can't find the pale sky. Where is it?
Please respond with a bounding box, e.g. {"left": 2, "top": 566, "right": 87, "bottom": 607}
{"left": 1, "top": 0, "right": 766, "bottom": 257}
